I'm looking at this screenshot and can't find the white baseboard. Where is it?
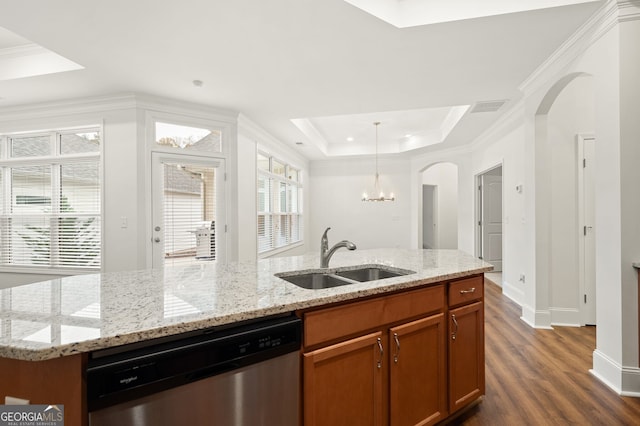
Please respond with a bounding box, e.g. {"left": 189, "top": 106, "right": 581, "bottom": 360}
{"left": 591, "top": 349, "right": 640, "bottom": 396}
{"left": 521, "top": 304, "right": 553, "bottom": 329}
{"left": 502, "top": 280, "right": 523, "bottom": 306}
{"left": 549, "top": 307, "right": 581, "bottom": 327}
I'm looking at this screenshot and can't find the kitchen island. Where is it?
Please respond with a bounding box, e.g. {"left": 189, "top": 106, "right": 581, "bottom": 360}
{"left": 0, "top": 249, "right": 491, "bottom": 425}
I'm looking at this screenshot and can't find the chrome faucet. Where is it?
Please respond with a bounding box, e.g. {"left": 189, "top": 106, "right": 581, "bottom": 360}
{"left": 320, "top": 227, "right": 356, "bottom": 268}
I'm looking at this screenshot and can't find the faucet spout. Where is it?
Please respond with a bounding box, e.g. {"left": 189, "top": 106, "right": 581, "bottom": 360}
{"left": 320, "top": 228, "right": 356, "bottom": 268}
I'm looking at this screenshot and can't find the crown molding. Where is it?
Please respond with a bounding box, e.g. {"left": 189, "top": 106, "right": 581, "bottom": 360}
{"left": 469, "top": 99, "right": 526, "bottom": 153}
{"left": 135, "top": 93, "right": 238, "bottom": 123}
{"left": 518, "top": 0, "right": 620, "bottom": 96}
{"left": 238, "top": 113, "right": 309, "bottom": 167}
{"left": 617, "top": 0, "right": 640, "bottom": 21}
{"left": 0, "top": 93, "right": 138, "bottom": 122}
{"left": 0, "top": 93, "right": 239, "bottom": 124}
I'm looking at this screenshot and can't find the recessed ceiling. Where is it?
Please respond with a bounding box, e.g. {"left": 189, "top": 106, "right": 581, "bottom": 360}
{"left": 292, "top": 105, "right": 469, "bottom": 156}
{"left": 0, "top": 26, "right": 83, "bottom": 83}
{"left": 343, "top": 0, "right": 601, "bottom": 28}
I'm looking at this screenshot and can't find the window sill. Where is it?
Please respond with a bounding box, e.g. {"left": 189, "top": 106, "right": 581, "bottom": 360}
{"left": 0, "top": 266, "right": 99, "bottom": 276}
{"left": 258, "top": 241, "right": 304, "bottom": 259}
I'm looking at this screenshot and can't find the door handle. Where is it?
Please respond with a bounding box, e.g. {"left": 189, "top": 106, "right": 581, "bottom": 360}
{"left": 451, "top": 314, "right": 458, "bottom": 341}
{"left": 393, "top": 333, "right": 400, "bottom": 363}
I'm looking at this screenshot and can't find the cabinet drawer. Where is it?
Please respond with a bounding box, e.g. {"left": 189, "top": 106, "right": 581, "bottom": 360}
{"left": 448, "top": 276, "right": 483, "bottom": 307}
{"left": 304, "top": 285, "right": 445, "bottom": 348}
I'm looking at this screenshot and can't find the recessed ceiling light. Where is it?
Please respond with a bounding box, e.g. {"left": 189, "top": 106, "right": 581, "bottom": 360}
{"left": 192, "top": 79, "right": 204, "bottom": 87}
{"left": 405, "top": 134, "right": 412, "bottom": 138}
{"left": 295, "top": 141, "right": 304, "bottom": 146}
{"left": 346, "top": 137, "right": 354, "bottom": 142}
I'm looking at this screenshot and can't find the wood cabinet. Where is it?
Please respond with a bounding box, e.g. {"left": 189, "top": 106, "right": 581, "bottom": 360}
{"left": 301, "top": 285, "right": 447, "bottom": 426}
{"left": 303, "top": 332, "right": 385, "bottom": 426}
{"left": 389, "top": 314, "right": 446, "bottom": 426}
{"left": 301, "top": 274, "right": 485, "bottom": 426}
{"left": 448, "top": 277, "right": 485, "bottom": 414}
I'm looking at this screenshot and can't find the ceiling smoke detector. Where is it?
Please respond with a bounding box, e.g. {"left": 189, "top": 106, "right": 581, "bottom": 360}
{"left": 470, "top": 100, "right": 508, "bottom": 113}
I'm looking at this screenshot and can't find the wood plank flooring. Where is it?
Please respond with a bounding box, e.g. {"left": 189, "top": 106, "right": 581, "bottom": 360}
{"left": 451, "top": 280, "right": 640, "bottom": 425}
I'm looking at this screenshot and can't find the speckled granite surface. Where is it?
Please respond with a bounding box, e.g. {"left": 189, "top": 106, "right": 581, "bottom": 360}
{"left": 0, "top": 249, "right": 491, "bottom": 361}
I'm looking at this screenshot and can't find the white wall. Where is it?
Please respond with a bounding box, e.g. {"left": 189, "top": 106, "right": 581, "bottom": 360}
{"left": 471, "top": 121, "right": 526, "bottom": 303}
{"left": 546, "top": 75, "right": 594, "bottom": 324}
{"left": 309, "top": 156, "right": 412, "bottom": 252}
{"left": 466, "top": 2, "right": 640, "bottom": 394}
{"left": 421, "top": 163, "right": 458, "bottom": 249}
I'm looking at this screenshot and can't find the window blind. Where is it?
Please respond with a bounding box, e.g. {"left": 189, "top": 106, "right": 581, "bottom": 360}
{"left": 257, "top": 154, "right": 303, "bottom": 254}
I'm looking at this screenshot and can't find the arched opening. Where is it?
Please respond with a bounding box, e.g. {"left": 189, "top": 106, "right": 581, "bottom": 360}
{"left": 419, "top": 162, "right": 458, "bottom": 249}
{"left": 534, "top": 72, "right": 596, "bottom": 328}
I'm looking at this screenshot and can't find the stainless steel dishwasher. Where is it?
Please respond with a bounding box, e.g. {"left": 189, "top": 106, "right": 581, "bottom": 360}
{"left": 87, "top": 315, "right": 301, "bottom": 426}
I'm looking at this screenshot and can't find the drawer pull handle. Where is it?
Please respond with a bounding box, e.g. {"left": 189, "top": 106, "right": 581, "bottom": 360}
{"left": 393, "top": 333, "right": 400, "bottom": 364}
{"left": 459, "top": 287, "right": 476, "bottom": 294}
{"left": 451, "top": 314, "right": 458, "bottom": 341}
{"left": 376, "top": 337, "right": 383, "bottom": 369}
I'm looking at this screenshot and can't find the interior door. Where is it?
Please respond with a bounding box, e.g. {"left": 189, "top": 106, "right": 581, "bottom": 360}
{"left": 422, "top": 185, "right": 437, "bottom": 249}
{"left": 480, "top": 174, "right": 503, "bottom": 271}
{"left": 581, "top": 137, "right": 596, "bottom": 325}
{"left": 151, "top": 153, "right": 225, "bottom": 268}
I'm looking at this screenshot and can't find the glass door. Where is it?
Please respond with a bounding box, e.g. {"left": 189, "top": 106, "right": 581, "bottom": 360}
{"left": 151, "top": 153, "right": 225, "bottom": 268}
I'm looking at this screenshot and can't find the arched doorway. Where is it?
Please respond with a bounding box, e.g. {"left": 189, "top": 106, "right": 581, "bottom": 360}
{"left": 534, "top": 72, "right": 596, "bottom": 327}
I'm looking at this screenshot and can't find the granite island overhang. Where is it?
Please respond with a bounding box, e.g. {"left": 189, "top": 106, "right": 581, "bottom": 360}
{"left": 0, "top": 248, "right": 492, "bottom": 362}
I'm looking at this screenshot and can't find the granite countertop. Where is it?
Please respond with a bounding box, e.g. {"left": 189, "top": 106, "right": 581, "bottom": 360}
{"left": 0, "top": 249, "right": 492, "bottom": 361}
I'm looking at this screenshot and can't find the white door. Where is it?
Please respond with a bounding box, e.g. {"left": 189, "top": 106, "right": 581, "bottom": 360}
{"left": 151, "top": 153, "right": 225, "bottom": 268}
{"left": 422, "top": 185, "right": 437, "bottom": 249}
{"left": 581, "top": 137, "right": 596, "bottom": 325}
{"left": 480, "top": 174, "right": 503, "bottom": 271}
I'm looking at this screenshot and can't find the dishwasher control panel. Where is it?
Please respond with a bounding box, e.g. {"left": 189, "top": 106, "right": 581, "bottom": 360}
{"left": 86, "top": 315, "right": 301, "bottom": 411}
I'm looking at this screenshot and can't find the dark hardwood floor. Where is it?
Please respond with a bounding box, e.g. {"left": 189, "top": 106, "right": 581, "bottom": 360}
{"left": 451, "top": 279, "right": 640, "bottom": 425}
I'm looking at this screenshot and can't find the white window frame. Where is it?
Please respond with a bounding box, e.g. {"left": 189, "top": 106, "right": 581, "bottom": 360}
{"left": 0, "top": 127, "right": 102, "bottom": 273}
{"left": 257, "top": 151, "right": 303, "bottom": 256}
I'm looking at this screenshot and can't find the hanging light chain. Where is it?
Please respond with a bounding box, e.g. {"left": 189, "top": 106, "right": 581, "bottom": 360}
{"left": 362, "top": 121, "right": 395, "bottom": 202}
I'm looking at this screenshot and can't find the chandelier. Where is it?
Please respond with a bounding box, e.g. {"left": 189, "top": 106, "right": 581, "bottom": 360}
{"left": 362, "top": 121, "right": 395, "bottom": 202}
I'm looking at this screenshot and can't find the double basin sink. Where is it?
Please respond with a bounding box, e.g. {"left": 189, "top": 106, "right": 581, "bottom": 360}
{"left": 276, "top": 265, "right": 416, "bottom": 290}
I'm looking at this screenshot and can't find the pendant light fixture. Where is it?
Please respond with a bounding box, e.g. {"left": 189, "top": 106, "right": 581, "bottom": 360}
{"left": 362, "top": 121, "right": 395, "bottom": 202}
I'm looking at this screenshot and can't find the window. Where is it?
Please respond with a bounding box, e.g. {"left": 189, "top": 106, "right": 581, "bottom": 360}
{"left": 0, "top": 129, "right": 101, "bottom": 270}
{"left": 257, "top": 152, "right": 303, "bottom": 254}
{"left": 155, "top": 121, "right": 222, "bottom": 153}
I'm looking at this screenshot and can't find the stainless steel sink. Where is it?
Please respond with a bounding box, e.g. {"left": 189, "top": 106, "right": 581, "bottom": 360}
{"left": 277, "top": 272, "right": 353, "bottom": 290}
{"left": 276, "top": 264, "right": 416, "bottom": 289}
{"left": 335, "top": 267, "right": 408, "bottom": 282}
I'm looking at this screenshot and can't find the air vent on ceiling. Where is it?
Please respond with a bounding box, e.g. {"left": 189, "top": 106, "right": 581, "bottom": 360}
{"left": 470, "top": 100, "right": 508, "bottom": 113}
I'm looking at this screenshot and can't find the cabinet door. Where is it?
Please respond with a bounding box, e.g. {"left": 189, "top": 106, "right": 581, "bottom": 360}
{"left": 303, "top": 331, "right": 385, "bottom": 426}
{"left": 448, "top": 301, "right": 485, "bottom": 413}
{"left": 389, "top": 314, "right": 446, "bottom": 426}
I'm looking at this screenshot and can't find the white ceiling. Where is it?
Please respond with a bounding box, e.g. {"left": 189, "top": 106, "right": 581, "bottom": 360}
{"left": 0, "top": 0, "right": 604, "bottom": 159}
